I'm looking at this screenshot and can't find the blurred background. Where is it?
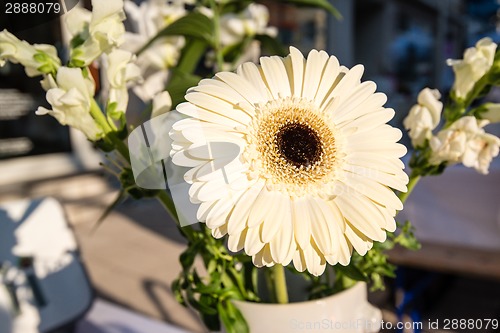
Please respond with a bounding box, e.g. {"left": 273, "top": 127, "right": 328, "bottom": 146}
{"left": 1, "top": 0, "right": 499, "bottom": 333}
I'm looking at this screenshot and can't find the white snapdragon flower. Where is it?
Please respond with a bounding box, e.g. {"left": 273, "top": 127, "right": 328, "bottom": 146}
{"left": 219, "top": 4, "right": 277, "bottom": 46}
{"left": 36, "top": 67, "right": 103, "bottom": 140}
{"left": 429, "top": 126, "right": 468, "bottom": 166}
{"left": 403, "top": 88, "right": 443, "bottom": 147}
{"left": 447, "top": 37, "right": 497, "bottom": 100}
{"left": 105, "top": 49, "right": 142, "bottom": 113}
{"left": 151, "top": 91, "right": 172, "bottom": 118}
{"left": 64, "top": 7, "right": 92, "bottom": 39}
{"left": 461, "top": 120, "right": 500, "bottom": 175}
{"left": 479, "top": 103, "right": 500, "bottom": 123}
{"left": 122, "top": 0, "right": 188, "bottom": 101}
{"left": 430, "top": 116, "right": 500, "bottom": 174}
{"left": 0, "top": 29, "right": 60, "bottom": 77}
{"left": 124, "top": 0, "right": 189, "bottom": 37}
{"left": 69, "top": 0, "right": 126, "bottom": 66}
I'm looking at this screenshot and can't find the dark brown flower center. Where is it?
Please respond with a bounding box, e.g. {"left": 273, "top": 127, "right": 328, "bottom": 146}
{"left": 275, "top": 123, "right": 322, "bottom": 168}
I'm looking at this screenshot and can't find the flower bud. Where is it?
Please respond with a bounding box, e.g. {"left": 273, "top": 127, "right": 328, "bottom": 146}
{"left": 403, "top": 88, "right": 443, "bottom": 147}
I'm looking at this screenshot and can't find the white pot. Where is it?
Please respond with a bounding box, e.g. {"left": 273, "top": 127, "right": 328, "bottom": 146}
{"left": 232, "top": 282, "right": 381, "bottom": 333}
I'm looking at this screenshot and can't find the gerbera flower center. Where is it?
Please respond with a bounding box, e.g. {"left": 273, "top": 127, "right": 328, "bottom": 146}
{"left": 244, "top": 97, "right": 340, "bottom": 196}
{"left": 276, "top": 123, "right": 322, "bottom": 168}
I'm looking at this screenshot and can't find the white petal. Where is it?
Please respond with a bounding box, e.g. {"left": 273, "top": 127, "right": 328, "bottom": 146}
{"left": 206, "top": 195, "right": 236, "bottom": 229}
{"left": 344, "top": 223, "right": 373, "bottom": 256}
{"left": 197, "top": 200, "right": 217, "bottom": 222}
{"left": 288, "top": 46, "right": 305, "bottom": 97}
{"left": 192, "top": 80, "right": 257, "bottom": 116}
{"left": 227, "top": 182, "right": 265, "bottom": 235}
{"left": 185, "top": 92, "right": 251, "bottom": 125}
{"left": 269, "top": 197, "right": 294, "bottom": 263}
{"left": 215, "top": 71, "right": 263, "bottom": 105}
{"left": 324, "top": 64, "right": 364, "bottom": 103}
{"left": 349, "top": 125, "right": 402, "bottom": 144}
{"left": 291, "top": 197, "right": 312, "bottom": 249}
{"left": 344, "top": 164, "right": 408, "bottom": 192}
{"left": 346, "top": 141, "right": 407, "bottom": 159}
{"left": 212, "top": 224, "right": 228, "bottom": 238}
{"left": 172, "top": 150, "right": 205, "bottom": 167}
{"left": 252, "top": 245, "right": 274, "bottom": 267}
{"left": 176, "top": 102, "right": 242, "bottom": 128}
{"left": 293, "top": 248, "right": 307, "bottom": 272}
{"left": 260, "top": 192, "right": 287, "bottom": 243}
{"left": 228, "top": 229, "right": 247, "bottom": 252}
{"left": 334, "top": 189, "right": 387, "bottom": 242}
{"left": 236, "top": 62, "right": 272, "bottom": 101}
{"left": 339, "top": 106, "right": 393, "bottom": 133}
{"left": 303, "top": 242, "right": 326, "bottom": 276}
{"left": 315, "top": 55, "right": 341, "bottom": 106}
{"left": 309, "top": 198, "right": 333, "bottom": 255}
{"left": 245, "top": 225, "right": 265, "bottom": 256}
{"left": 247, "top": 189, "right": 276, "bottom": 228}
{"left": 302, "top": 49, "right": 328, "bottom": 100}
{"left": 342, "top": 173, "right": 403, "bottom": 211}
{"left": 260, "top": 56, "right": 291, "bottom": 98}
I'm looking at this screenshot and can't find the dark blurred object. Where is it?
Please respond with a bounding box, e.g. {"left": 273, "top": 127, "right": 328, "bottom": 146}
{"left": 0, "top": 0, "right": 80, "bottom": 32}
{"left": 0, "top": 7, "right": 71, "bottom": 162}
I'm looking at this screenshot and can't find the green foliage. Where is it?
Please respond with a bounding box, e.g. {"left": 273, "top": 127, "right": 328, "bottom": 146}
{"left": 306, "top": 220, "right": 421, "bottom": 298}
{"left": 137, "top": 12, "right": 215, "bottom": 55}
{"left": 255, "top": 34, "right": 287, "bottom": 57}
{"left": 106, "top": 102, "right": 128, "bottom": 138}
{"left": 220, "top": 0, "right": 252, "bottom": 14}
{"left": 409, "top": 141, "right": 446, "bottom": 177}
{"left": 172, "top": 226, "right": 259, "bottom": 333}
{"left": 264, "top": 0, "right": 342, "bottom": 19}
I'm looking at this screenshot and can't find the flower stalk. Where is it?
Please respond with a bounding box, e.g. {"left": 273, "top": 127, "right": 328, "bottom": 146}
{"left": 397, "top": 173, "right": 421, "bottom": 204}
{"left": 89, "top": 98, "right": 130, "bottom": 162}
{"left": 209, "top": 0, "right": 224, "bottom": 71}
{"left": 272, "top": 264, "right": 289, "bottom": 304}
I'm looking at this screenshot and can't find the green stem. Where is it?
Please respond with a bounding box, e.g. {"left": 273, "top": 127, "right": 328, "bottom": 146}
{"left": 397, "top": 173, "right": 421, "bottom": 204}
{"left": 90, "top": 98, "right": 113, "bottom": 132}
{"left": 89, "top": 98, "right": 130, "bottom": 162}
{"left": 209, "top": 0, "right": 224, "bottom": 71}
{"left": 272, "top": 264, "right": 289, "bottom": 304}
{"left": 156, "top": 189, "right": 198, "bottom": 241}
{"left": 264, "top": 268, "right": 276, "bottom": 303}
{"left": 156, "top": 189, "right": 179, "bottom": 221}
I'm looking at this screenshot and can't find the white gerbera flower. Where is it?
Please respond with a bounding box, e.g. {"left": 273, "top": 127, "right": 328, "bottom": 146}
{"left": 169, "top": 47, "right": 408, "bottom": 276}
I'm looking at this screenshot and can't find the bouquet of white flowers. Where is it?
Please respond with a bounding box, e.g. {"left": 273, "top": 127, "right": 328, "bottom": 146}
{"left": 1, "top": 1, "right": 498, "bottom": 332}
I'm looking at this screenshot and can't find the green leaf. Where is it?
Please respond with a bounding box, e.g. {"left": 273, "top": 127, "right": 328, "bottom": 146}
{"left": 180, "top": 243, "right": 201, "bottom": 272}
{"left": 172, "top": 278, "right": 187, "bottom": 306}
{"left": 90, "top": 190, "right": 127, "bottom": 234}
{"left": 222, "top": 37, "right": 252, "bottom": 63}
{"left": 218, "top": 301, "right": 249, "bottom": 333}
{"left": 263, "top": 0, "right": 342, "bottom": 19}
{"left": 394, "top": 222, "right": 421, "bottom": 251}
{"left": 95, "top": 136, "right": 115, "bottom": 152}
{"left": 255, "top": 34, "right": 287, "bottom": 57}
{"left": 106, "top": 102, "right": 127, "bottom": 132}
{"left": 176, "top": 39, "right": 208, "bottom": 74}
{"left": 138, "top": 12, "right": 214, "bottom": 55}
{"left": 70, "top": 33, "right": 86, "bottom": 49}
{"left": 186, "top": 286, "right": 218, "bottom": 315}
{"left": 335, "top": 263, "right": 368, "bottom": 282}
{"left": 220, "top": 1, "right": 252, "bottom": 14}
{"left": 166, "top": 70, "right": 203, "bottom": 108}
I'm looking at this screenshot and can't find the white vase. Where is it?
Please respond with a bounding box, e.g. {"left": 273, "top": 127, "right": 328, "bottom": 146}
{"left": 232, "top": 282, "right": 381, "bottom": 333}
